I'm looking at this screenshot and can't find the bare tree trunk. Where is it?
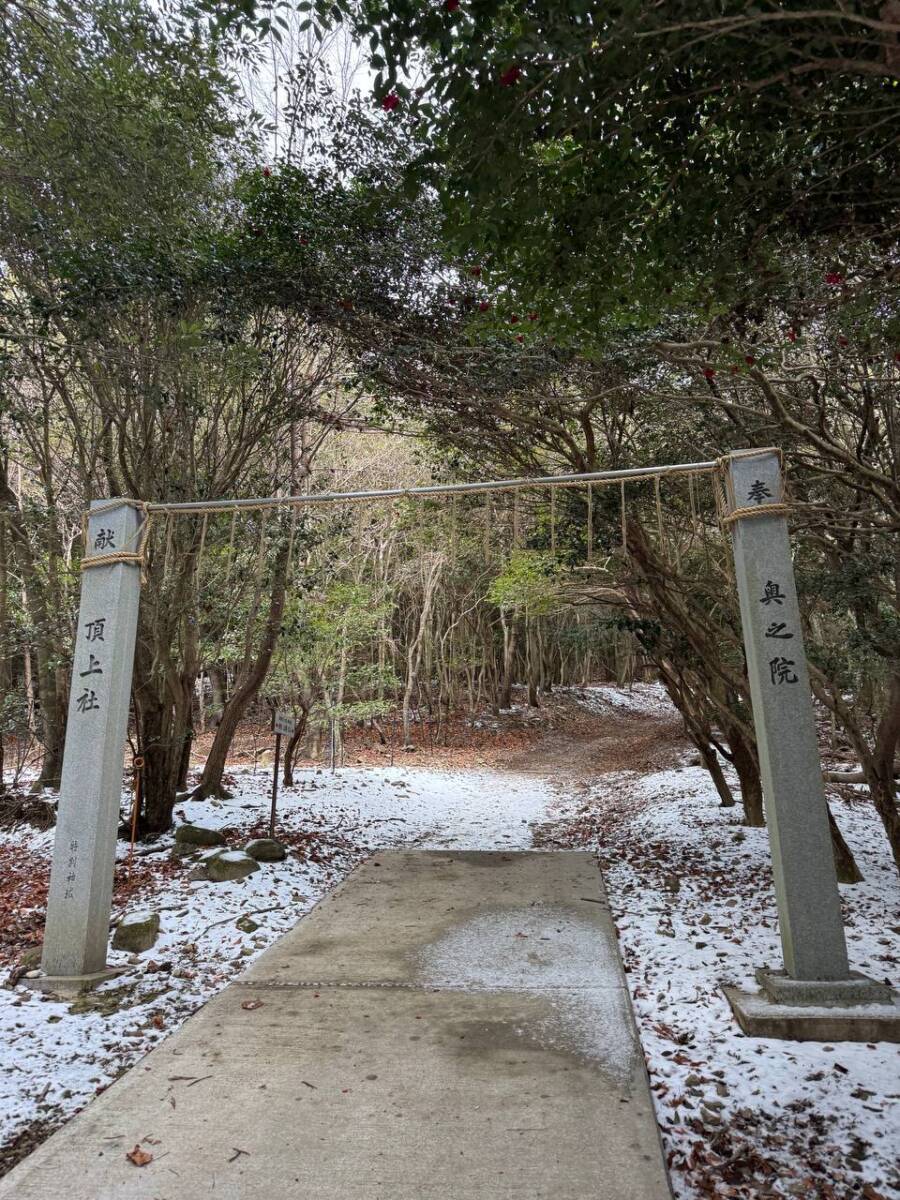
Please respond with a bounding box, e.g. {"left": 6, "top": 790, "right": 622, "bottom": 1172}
{"left": 526, "top": 616, "right": 540, "bottom": 708}
{"left": 194, "top": 550, "right": 289, "bottom": 799}
{"left": 0, "top": 473, "right": 68, "bottom": 789}
{"left": 698, "top": 743, "right": 736, "bottom": 808}
{"left": 811, "top": 668, "right": 900, "bottom": 875}
{"left": 499, "top": 612, "right": 515, "bottom": 709}
{"left": 0, "top": 518, "right": 8, "bottom": 792}
{"left": 726, "top": 726, "right": 765, "bottom": 828}
{"left": 865, "top": 671, "right": 900, "bottom": 873}
{"left": 282, "top": 706, "right": 309, "bottom": 787}
{"left": 207, "top": 664, "right": 228, "bottom": 727}
{"left": 402, "top": 555, "right": 443, "bottom": 747}
{"left": 827, "top": 806, "right": 864, "bottom": 884}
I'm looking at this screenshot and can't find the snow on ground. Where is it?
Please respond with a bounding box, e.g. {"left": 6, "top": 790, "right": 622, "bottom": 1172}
{"left": 1, "top": 688, "right": 898, "bottom": 1199}
{"left": 556, "top": 756, "right": 900, "bottom": 1200}
{"left": 0, "top": 765, "right": 563, "bottom": 1159}
{"left": 565, "top": 680, "right": 674, "bottom": 717}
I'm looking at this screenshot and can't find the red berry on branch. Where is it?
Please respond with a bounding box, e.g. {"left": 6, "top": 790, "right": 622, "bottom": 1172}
{"left": 509, "top": 314, "right": 520, "bottom": 324}
{"left": 478, "top": 301, "right": 491, "bottom": 312}
{"left": 703, "top": 367, "right": 715, "bottom": 379}
{"left": 382, "top": 93, "right": 400, "bottom": 112}
{"left": 786, "top": 328, "right": 797, "bottom": 342}
{"left": 499, "top": 66, "right": 521, "bottom": 87}
{"left": 445, "top": 0, "right": 460, "bottom": 10}
{"left": 744, "top": 355, "right": 755, "bottom": 366}
{"left": 469, "top": 266, "right": 481, "bottom": 277}
{"left": 824, "top": 271, "right": 844, "bottom": 286}
{"left": 516, "top": 334, "right": 524, "bottom": 343}
{"left": 262, "top": 166, "right": 271, "bottom": 178}
{"left": 838, "top": 335, "right": 848, "bottom": 346}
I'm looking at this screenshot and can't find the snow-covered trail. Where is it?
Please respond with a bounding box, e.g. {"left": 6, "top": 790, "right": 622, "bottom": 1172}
{"left": 0, "top": 762, "right": 571, "bottom": 1168}
{"left": 2, "top": 681, "right": 898, "bottom": 1200}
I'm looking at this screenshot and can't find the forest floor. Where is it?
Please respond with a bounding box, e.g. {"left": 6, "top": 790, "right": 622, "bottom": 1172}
{"left": 0, "top": 685, "right": 897, "bottom": 1199}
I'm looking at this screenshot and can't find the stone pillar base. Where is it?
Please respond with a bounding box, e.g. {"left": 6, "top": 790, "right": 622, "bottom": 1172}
{"left": 756, "top": 966, "right": 893, "bottom": 1007}
{"left": 36, "top": 966, "right": 126, "bottom": 996}
{"left": 724, "top": 968, "right": 900, "bottom": 1042}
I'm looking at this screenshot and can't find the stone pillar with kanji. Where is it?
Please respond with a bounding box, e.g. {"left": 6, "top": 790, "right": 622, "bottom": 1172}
{"left": 40, "top": 499, "right": 143, "bottom": 986}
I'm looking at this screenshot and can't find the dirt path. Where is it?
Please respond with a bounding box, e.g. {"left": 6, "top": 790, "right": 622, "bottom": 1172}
{"left": 497, "top": 699, "right": 688, "bottom": 784}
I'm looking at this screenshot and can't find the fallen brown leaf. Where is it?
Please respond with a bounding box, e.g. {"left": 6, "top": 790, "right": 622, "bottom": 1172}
{"left": 241, "top": 999, "right": 264, "bottom": 1011}
{"left": 126, "top": 1144, "right": 152, "bottom": 1167}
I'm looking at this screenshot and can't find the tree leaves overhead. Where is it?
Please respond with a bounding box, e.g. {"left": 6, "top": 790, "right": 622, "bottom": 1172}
{"left": 206, "top": 1, "right": 900, "bottom": 341}
{"left": 0, "top": 0, "right": 242, "bottom": 316}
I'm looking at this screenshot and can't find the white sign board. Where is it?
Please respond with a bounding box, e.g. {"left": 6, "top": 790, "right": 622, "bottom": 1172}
{"left": 273, "top": 710, "right": 296, "bottom": 737}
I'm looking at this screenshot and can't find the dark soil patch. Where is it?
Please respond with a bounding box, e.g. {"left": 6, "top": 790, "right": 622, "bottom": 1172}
{"left": 0, "top": 1115, "right": 67, "bottom": 1180}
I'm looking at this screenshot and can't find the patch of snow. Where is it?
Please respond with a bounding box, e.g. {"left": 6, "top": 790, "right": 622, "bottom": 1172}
{"left": 566, "top": 681, "right": 676, "bottom": 718}
{"left": 2, "top": 688, "right": 898, "bottom": 1199}
{"left": 417, "top": 903, "right": 637, "bottom": 1080}
{"left": 557, "top": 761, "right": 900, "bottom": 1199}
{"left": 0, "top": 765, "right": 566, "bottom": 1154}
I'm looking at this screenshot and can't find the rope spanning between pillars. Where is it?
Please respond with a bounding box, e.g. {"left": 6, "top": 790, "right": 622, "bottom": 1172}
{"left": 76, "top": 451, "right": 790, "bottom": 580}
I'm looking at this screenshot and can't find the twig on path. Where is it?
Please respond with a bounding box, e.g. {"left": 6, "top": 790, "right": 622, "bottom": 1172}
{"left": 196, "top": 905, "right": 281, "bottom": 939}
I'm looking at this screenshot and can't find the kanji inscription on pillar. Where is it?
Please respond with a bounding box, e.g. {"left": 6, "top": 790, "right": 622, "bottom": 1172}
{"left": 41, "top": 500, "right": 143, "bottom": 980}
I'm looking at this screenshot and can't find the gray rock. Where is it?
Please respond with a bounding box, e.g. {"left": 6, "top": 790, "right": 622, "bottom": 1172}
{"left": 21, "top": 946, "right": 43, "bottom": 971}
{"left": 244, "top": 838, "right": 287, "bottom": 863}
{"left": 207, "top": 851, "right": 260, "bottom": 883}
{"left": 174, "top": 824, "right": 226, "bottom": 848}
{"left": 186, "top": 847, "right": 229, "bottom": 882}
{"left": 112, "top": 911, "right": 160, "bottom": 953}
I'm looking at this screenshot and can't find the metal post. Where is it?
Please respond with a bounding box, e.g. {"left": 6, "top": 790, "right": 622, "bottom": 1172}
{"left": 269, "top": 731, "right": 281, "bottom": 839}
{"left": 41, "top": 499, "right": 143, "bottom": 987}
{"left": 724, "top": 450, "right": 849, "bottom": 982}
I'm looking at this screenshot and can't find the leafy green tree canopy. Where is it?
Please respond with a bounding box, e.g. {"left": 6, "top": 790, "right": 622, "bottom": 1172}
{"left": 201, "top": 2, "right": 900, "bottom": 342}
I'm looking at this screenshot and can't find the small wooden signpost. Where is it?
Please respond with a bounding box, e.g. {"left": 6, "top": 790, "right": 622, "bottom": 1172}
{"left": 270, "top": 710, "right": 296, "bottom": 837}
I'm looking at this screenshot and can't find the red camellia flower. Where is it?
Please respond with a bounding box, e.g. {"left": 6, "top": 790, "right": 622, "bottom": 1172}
{"left": 824, "top": 271, "right": 844, "bottom": 286}
{"left": 382, "top": 92, "right": 400, "bottom": 112}
{"left": 509, "top": 314, "right": 520, "bottom": 324}
{"left": 516, "top": 334, "right": 524, "bottom": 343}
{"left": 445, "top": 0, "right": 460, "bottom": 10}
{"left": 469, "top": 266, "right": 481, "bottom": 277}
{"left": 838, "top": 336, "right": 849, "bottom": 347}
{"left": 744, "top": 355, "right": 755, "bottom": 366}
{"left": 499, "top": 65, "right": 521, "bottom": 87}
{"left": 895, "top": 352, "right": 900, "bottom": 363}
{"left": 703, "top": 367, "right": 715, "bottom": 379}
{"left": 786, "top": 328, "right": 797, "bottom": 342}
{"left": 262, "top": 166, "right": 271, "bottom": 178}
{"left": 478, "top": 300, "right": 491, "bottom": 312}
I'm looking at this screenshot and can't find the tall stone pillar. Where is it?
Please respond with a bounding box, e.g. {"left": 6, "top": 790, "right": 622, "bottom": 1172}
{"left": 724, "top": 449, "right": 850, "bottom": 982}
{"left": 41, "top": 499, "right": 143, "bottom": 986}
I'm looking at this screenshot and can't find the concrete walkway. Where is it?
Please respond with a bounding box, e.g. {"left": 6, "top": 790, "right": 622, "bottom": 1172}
{"left": 1, "top": 851, "right": 672, "bottom": 1199}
